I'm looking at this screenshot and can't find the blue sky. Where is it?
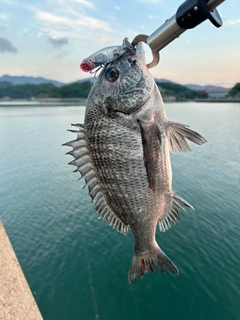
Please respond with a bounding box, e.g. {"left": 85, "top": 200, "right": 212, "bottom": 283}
{"left": 0, "top": 0, "right": 239, "bottom": 86}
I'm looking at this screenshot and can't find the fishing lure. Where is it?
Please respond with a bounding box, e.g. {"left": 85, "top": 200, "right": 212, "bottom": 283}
{"left": 80, "top": 38, "right": 136, "bottom": 73}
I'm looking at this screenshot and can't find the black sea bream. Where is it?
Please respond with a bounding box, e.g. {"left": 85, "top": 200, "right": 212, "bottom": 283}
{"left": 64, "top": 42, "right": 206, "bottom": 283}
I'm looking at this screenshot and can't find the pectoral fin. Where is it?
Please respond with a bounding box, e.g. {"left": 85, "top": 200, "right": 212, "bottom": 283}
{"left": 138, "top": 119, "right": 161, "bottom": 191}
{"left": 167, "top": 121, "right": 207, "bottom": 152}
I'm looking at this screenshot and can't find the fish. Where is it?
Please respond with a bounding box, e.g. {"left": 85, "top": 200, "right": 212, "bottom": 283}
{"left": 64, "top": 41, "right": 207, "bottom": 283}
{"left": 80, "top": 38, "right": 136, "bottom": 72}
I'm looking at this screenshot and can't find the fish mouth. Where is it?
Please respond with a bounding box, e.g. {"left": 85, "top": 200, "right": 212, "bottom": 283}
{"left": 131, "top": 42, "right": 146, "bottom": 65}
{"left": 123, "top": 42, "right": 146, "bottom": 70}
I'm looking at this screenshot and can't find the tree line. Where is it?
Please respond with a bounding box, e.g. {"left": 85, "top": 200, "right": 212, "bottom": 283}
{"left": 156, "top": 82, "right": 208, "bottom": 100}
{"left": 8, "top": 79, "right": 240, "bottom": 101}
{"left": 1, "top": 79, "right": 239, "bottom": 101}
{"left": 0, "top": 81, "right": 92, "bottom": 99}
{"left": 227, "top": 83, "right": 240, "bottom": 98}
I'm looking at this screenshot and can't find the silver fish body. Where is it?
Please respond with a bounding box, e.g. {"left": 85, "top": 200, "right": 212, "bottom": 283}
{"left": 65, "top": 43, "right": 206, "bottom": 282}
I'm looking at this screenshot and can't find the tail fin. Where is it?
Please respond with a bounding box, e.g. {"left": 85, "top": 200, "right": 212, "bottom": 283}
{"left": 128, "top": 246, "right": 178, "bottom": 283}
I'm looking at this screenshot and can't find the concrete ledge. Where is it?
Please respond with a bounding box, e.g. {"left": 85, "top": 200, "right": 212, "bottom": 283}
{"left": 0, "top": 221, "right": 43, "bottom": 320}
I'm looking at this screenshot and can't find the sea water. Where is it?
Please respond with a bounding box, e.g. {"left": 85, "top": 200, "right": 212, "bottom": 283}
{"left": 0, "top": 102, "right": 239, "bottom": 320}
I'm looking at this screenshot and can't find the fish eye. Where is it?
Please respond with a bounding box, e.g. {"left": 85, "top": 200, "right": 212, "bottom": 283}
{"left": 105, "top": 67, "right": 119, "bottom": 83}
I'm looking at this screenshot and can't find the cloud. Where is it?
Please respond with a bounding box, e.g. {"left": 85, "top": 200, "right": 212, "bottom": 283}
{"left": 35, "top": 10, "right": 112, "bottom": 33}
{"left": 0, "top": 14, "right": 9, "bottom": 29}
{"left": 54, "top": 50, "right": 68, "bottom": 59}
{"left": 0, "top": 14, "right": 8, "bottom": 20}
{"left": 0, "top": 0, "right": 17, "bottom": 4}
{"left": 41, "top": 27, "right": 72, "bottom": 40}
{"left": 68, "top": 0, "right": 95, "bottom": 8}
{"left": 48, "top": 37, "right": 68, "bottom": 47}
{"left": 0, "top": 37, "right": 17, "bottom": 53}
{"left": 135, "top": 0, "right": 162, "bottom": 3}
{"left": 224, "top": 18, "right": 240, "bottom": 26}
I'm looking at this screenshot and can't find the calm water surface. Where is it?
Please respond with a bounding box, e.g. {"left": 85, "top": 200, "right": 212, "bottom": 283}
{"left": 0, "top": 102, "right": 240, "bottom": 320}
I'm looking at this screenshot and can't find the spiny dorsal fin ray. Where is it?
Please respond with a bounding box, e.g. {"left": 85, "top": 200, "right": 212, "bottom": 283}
{"left": 66, "top": 147, "right": 88, "bottom": 158}
{"left": 167, "top": 121, "right": 207, "bottom": 153}
{"left": 63, "top": 123, "right": 128, "bottom": 234}
{"left": 137, "top": 118, "right": 161, "bottom": 191}
{"left": 158, "top": 193, "right": 194, "bottom": 232}
{"left": 71, "top": 123, "right": 85, "bottom": 129}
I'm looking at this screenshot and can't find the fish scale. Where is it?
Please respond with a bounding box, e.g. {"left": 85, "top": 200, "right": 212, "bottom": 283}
{"left": 64, "top": 41, "right": 207, "bottom": 282}
{"left": 87, "top": 120, "right": 146, "bottom": 223}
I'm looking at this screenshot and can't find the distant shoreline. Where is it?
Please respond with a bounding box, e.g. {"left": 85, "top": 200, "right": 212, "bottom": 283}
{"left": 0, "top": 98, "right": 87, "bottom": 107}
{"left": 0, "top": 98, "right": 239, "bottom": 107}
{"left": 195, "top": 98, "right": 240, "bottom": 103}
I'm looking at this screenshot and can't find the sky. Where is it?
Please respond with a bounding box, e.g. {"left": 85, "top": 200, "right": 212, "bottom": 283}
{"left": 0, "top": 0, "right": 239, "bottom": 86}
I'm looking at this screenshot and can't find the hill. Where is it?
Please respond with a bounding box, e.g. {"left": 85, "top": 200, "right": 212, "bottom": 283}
{"left": 0, "top": 75, "right": 64, "bottom": 87}
{"left": 0, "top": 81, "right": 13, "bottom": 88}
{"left": 185, "top": 83, "right": 230, "bottom": 97}
{"left": 227, "top": 83, "right": 240, "bottom": 98}
{"left": 154, "top": 78, "right": 178, "bottom": 84}
{"left": 0, "top": 75, "right": 232, "bottom": 98}
{"left": 156, "top": 81, "right": 208, "bottom": 100}
{"left": 0, "top": 79, "right": 208, "bottom": 101}
{"left": 0, "top": 81, "right": 92, "bottom": 99}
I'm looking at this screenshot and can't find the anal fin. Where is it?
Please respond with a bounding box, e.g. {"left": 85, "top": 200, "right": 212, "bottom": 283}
{"left": 158, "top": 193, "right": 194, "bottom": 232}
{"left": 167, "top": 121, "right": 207, "bottom": 152}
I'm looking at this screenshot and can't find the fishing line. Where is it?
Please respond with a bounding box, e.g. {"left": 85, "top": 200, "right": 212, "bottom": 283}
{"left": 90, "top": 65, "right": 103, "bottom": 76}
{"left": 90, "top": 76, "right": 95, "bottom": 90}
{"left": 82, "top": 233, "right": 99, "bottom": 320}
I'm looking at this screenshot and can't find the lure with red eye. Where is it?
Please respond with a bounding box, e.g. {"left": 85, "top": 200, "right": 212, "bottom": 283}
{"left": 79, "top": 38, "right": 136, "bottom": 73}
{"left": 79, "top": 46, "right": 124, "bottom": 73}
{"left": 80, "top": 59, "right": 96, "bottom": 72}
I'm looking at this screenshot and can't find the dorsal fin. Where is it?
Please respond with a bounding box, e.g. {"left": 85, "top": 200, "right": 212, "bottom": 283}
{"left": 63, "top": 123, "right": 129, "bottom": 234}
